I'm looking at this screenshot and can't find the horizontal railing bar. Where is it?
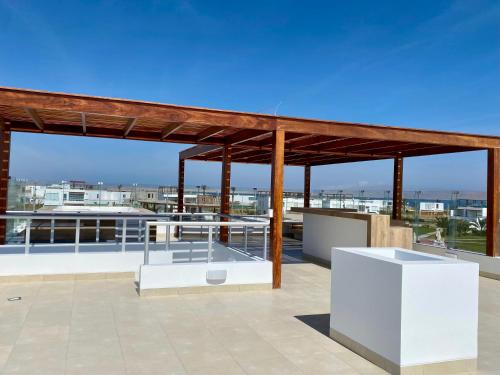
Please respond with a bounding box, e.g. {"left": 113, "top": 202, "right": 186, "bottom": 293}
{"left": 0, "top": 216, "right": 220, "bottom": 221}
{"left": 7, "top": 210, "right": 218, "bottom": 216}
{"left": 146, "top": 221, "right": 269, "bottom": 227}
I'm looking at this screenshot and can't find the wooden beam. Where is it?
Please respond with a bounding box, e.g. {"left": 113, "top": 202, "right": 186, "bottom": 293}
{"left": 0, "top": 119, "right": 10, "bottom": 244}
{"left": 179, "top": 145, "right": 222, "bottom": 160}
{"left": 304, "top": 165, "right": 311, "bottom": 208}
{"left": 219, "top": 145, "right": 232, "bottom": 243}
{"left": 175, "top": 157, "right": 185, "bottom": 238}
{"left": 319, "top": 138, "right": 382, "bottom": 152}
{"left": 277, "top": 118, "right": 500, "bottom": 149}
{"left": 487, "top": 149, "right": 500, "bottom": 257}
{"left": 395, "top": 145, "right": 479, "bottom": 158}
{"left": 197, "top": 126, "right": 225, "bottom": 141}
{"left": 160, "top": 122, "right": 183, "bottom": 140}
{"left": 271, "top": 129, "right": 285, "bottom": 289}
{"left": 392, "top": 157, "right": 403, "bottom": 220}
{"left": 24, "top": 108, "right": 44, "bottom": 130}
{"left": 0, "top": 87, "right": 275, "bottom": 132}
{"left": 309, "top": 155, "right": 392, "bottom": 166}
{"left": 226, "top": 129, "right": 270, "bottom": 145}
{"left": 291, "top": 135, "right": 346, "bottom": 149}
{"left": 123, "top": 118, "right": 138, "bottom": 136}
{"left": 81, "top": 113, "right": 87, "bottom": 134}
{"left": 2, "top": 87, "right": 500, "bottom": 149}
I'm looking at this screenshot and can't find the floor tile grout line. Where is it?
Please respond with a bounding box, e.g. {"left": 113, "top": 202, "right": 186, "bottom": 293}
{"left": 109, "top": 278, "right": 133, "bottom": 375}
{"left": 63, "top": 279, "right": 76, "bottom": 375}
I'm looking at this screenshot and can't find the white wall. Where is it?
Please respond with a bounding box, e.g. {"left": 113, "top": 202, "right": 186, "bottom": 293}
{"left": 331, "top": 247, "right": 478, "bottom": 367}
{"left": 400, "top": 262, "right": 478, "bottom": 366}
{"left": 0, "top": 251, "right": 172, "bottom": 276}
{"left": 302, "top": 213, "right": 367, "bottom": 262}
{"left": 331, "top": 249, "right": 402, "bottom": 364}
{"left": 139, "top": 261, "right": 272, "bottom": 290}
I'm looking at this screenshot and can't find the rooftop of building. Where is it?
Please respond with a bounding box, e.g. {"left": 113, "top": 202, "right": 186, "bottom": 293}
{"left": 0, "top": 259, "right": 498, "bottom": 375}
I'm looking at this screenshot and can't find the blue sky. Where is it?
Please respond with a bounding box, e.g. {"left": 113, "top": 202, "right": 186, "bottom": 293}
{"left": 1, "top": 0, "right": 499, "bottom": 192}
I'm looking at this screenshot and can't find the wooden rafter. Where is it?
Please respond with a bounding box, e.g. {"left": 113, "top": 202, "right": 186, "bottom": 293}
{"left": 197, "top": 126, "right": 225, "bottom": 141}
{"left": 226, "top": 129, "right": 270, "bottom": 145}
{"left": 81, "top": 113, "right": 87, "bottom": 134}
{"left": 161, "top": 122, "right": 183, "bottom": 140}
{"left": 24, "top": 108, "right": 44, "bottom": 130}
{"left": 123, "top": 118, "right": 138, "bottom": 136}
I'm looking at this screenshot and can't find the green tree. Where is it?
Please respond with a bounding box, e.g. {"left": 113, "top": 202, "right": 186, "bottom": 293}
{"left": 435, "top": 217, "right": 449, "bottom": 236}
{"left": 455, "top": 219, "right": 470, "bottom": 236}
{"left": 469, "top": 218, "right": 486, "bottom": 235}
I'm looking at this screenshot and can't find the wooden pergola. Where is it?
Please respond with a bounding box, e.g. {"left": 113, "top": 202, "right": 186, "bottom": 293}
{"left": 0, "top": 87, "right": 499, "bottom": 288}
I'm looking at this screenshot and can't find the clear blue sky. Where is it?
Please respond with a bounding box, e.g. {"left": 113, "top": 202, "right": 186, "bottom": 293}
{"left": 1, "top": 0, "right": 499, "bottom": 192}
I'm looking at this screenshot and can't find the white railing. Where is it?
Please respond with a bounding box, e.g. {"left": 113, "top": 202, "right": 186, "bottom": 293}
{"left": 0, "top": 212, "right": 215, "bottom": 254}
{"left": 0, "top": 212, "right": 269, "bottom": 259}
{"left": 144, "top": 217, "right": 269, "bottom": 265}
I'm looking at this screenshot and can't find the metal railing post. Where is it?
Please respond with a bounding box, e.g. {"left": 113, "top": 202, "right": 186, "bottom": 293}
{"left": 229, "top": 225, "right": 232, "bottom": 243}
{"left": 263, "top": 225, "right": 268, "bottom": 260}
{"left": 144, "top": 222, "right": 150, "bottom": 265}
{"left": 95, "top": 219, "right": 100, "bottom": 243}
{"left": 244, "top": 225, "right": 248, "bottom": 252}
{"left": 24, "top": 219, "right": 31, "bottom": 255}
{"left": 121, "top": 218, "right": 127, "bottom": 252}
{"left": 75, "top": 218, "right": 80, "bottom": 253}
{"left": 165, "top": 224, "right": 170, "bottom": 251}
{"left": 138, "top": 219, "right": 143, "bottom": 242}
{"left": 50, "top": 218, "right": 55, "bottom": 244}
{"left": 207, "top": 226, "right": 213, "bottom": 262}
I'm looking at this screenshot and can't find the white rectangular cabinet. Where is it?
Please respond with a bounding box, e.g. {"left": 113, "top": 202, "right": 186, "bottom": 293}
{"left": 330, "top": 247, "right": 479, "bottom": 375}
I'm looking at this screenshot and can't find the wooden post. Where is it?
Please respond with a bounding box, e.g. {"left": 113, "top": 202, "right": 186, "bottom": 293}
{"left": 304, "top": 165, "right": 311, "bottom": 208}
{"left": 271, "top": 129, "right": 285, "bottom": 289}
{"left": 487, "top": 148, "right": 500, "bottom": 257}
{"left": 0, "top": 120, "right": 10, "bottom": 244}
{"left": 219, "top": 145, "right": 231, "bottom": 243}
{"left": 392, "top": 157, "right": 403, "bottom": 221}
{"left": 175, "top": 158, "right": 185, "bottom": 238}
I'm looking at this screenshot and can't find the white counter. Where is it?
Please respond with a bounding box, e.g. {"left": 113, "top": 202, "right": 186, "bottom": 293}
{"left": 330, "top": 247, "right": 479, "bottom": 374}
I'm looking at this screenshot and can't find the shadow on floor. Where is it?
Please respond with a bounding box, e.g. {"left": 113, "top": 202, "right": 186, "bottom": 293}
{"left": 295, "top": 313, "right": 331, "bottom": 337}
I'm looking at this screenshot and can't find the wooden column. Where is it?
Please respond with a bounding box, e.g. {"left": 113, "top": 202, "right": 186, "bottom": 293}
{"left": 175, "top": 158, "right": 185, "bottom": 238}
{"left": 487, "top": 148, "right": 500, "bottom": 257}
{"left": 219, "top": 145, "right": 231, "bottom": 243}
{"left": 0, "top": 120, "right": 10, "bottom": 244}
{"left": 392, "top": 157, "right": 403, "bottom": 221}
{"left": 271, "top": 129, "right": 285, "bottom": 289}
{"left": 304, "top": 165, "right": 311, "bottom": 208}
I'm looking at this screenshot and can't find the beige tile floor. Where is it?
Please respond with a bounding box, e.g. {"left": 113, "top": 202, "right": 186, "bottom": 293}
{"left": 0, "top": 263, "right": 498, "bottom": 374}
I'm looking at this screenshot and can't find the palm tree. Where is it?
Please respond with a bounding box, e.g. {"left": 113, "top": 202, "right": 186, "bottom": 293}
{"left": 454, "top": 219, "right": 471, "bottom": 236}
{"left": 435, "top": 217, "right": 449, "bottom": 236}
{"left": 469, "top": 218, "right": 486, "bottom": 235}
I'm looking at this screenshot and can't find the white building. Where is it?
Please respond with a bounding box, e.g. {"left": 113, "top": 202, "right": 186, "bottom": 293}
{"left": 453, "top": 207, "right": 487, "bottom": 220}
{"left": 420, "top": 202, "right": 445, "bottom": 212}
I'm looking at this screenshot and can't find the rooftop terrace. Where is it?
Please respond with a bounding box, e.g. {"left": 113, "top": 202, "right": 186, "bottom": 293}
{"left": 0, "top": 255, "right": 498, "bottom": 375}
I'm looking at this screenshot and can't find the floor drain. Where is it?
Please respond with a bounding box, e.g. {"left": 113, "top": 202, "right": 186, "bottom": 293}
{"left": 7, "top": 297, "right": 22, "bottom": 301}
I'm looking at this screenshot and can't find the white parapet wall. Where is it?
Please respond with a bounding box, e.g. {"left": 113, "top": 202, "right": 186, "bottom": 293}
{"left": 139, "top": 260, "right": 272, "bottom": 294}
{"left": 330, "top": 247, "right": 479, "bottom": 374}
{"left": 302, "top": 213, "right": 367, "bottom": 262}
{"left": 296, "top": 208, "right": 412, "bottom": 264}
{"left": 414, "top": 242, "right": 500, "bottom": 280}
{"left": 0, "top": 251, "right": 173, "bottom": 277}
